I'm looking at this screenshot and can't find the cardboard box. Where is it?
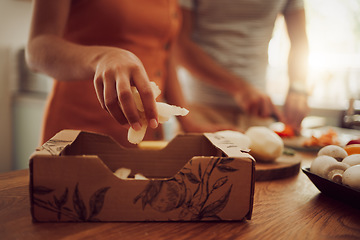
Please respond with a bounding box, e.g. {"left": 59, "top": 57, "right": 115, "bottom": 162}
{"left": 29, "top": 130, "right": 255, "bottom": 222}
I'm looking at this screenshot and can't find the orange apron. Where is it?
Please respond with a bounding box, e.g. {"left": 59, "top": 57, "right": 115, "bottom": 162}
{"left": 41, "top": 0, "right": 181, "bottom": 147}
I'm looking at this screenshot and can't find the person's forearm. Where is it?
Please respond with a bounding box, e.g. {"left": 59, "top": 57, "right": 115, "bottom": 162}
{"left": 283, "top": 9, "right": 310, "bottom": 133}
{"left": 285, "top": 9, "right": 309, "bottom": 94}
{"left": 26, "top": 34, "right": 108, "bottom": 81}
{"left": 287, "top": 23, "right": 309, "bottom": 93}
{"left": 175, "top": 8, "right": 252, "bottom": 96}
{"left": 174, "top": 38, "right": 252, "bottom": 96}
{"left": 26, "top": 0, "right": 159, "bottom": 130}
{"left": 288, "top": 47, "right": 308, "bottom": 94}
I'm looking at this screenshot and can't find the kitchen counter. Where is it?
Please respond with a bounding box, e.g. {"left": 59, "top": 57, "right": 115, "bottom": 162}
{"left": 1, "top": 152, "right": 359, "bottom": 240}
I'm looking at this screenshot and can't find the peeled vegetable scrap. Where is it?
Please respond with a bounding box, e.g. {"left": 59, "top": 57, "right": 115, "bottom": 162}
{"left": 128, "top": 82, "right": 189, "bottom": 144}
{"left": 114, "top": 168, "right": 148, "bottom": 180}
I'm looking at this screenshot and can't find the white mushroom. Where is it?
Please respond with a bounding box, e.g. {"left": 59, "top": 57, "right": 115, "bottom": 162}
{"left": 342, "top": 165, "right": 360, "bottom": 190}
{"left": 342, "top": 154, "right": 360, "bottom": 166}
{"left": 310, "top": 155, "right": 338, "bottom": 178}
{"left": 323, "top": 162, "right": 350, "bottom": 184}
{"left": 317, "top": 145, "right": 348, "bottom": 161}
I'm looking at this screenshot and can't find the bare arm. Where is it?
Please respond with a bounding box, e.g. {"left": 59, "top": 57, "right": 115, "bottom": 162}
{"left": 26, "top": 0, "right": 94, "bottom": 81}
{"left": 174, "top": 8, "right": 245, "bottom": 96}
{"left": 26, "top": 0, "right": 158, "bottom": 131}
{"left": 165, "top": 43, "right": 235, "bottom": 133}
{"left": 283, "top": 8, "right": 310, "bottom": 134}
{"left": 174, "top": 8, "right": 282, "bottom": 120}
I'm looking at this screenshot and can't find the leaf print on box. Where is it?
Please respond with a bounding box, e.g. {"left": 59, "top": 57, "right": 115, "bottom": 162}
{"left": 134, "top": 157, "right": 239, "bottom": 221}
{"left": 32, "top": 183, "right": 110, "bottom": 221}
{"left": 133, "top": 179, "right": 187, "bottom": 212}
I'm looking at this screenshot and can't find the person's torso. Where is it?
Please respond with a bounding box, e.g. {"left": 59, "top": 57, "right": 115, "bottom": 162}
{"left": 184, "top": 0, "right": 303, "bottom": 107}
{"left": 43, "top": 0, "right": 181, "bottom": 145}
{"left": 64, "top": 0, "right": 181, "bottom": 89}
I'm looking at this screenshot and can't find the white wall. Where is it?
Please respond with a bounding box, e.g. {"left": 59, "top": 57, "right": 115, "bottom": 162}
{"left": 0, "top": 0, "right": 33, "bottom": 172}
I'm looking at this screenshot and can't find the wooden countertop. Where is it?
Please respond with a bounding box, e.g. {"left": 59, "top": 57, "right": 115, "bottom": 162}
{"left": 1, "top": 152, "right": 360, "bottom": 240}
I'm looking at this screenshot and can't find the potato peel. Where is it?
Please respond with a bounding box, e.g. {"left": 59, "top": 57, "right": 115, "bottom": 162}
{"left": 131, "top": 82, "right": 161, "bottom": 112}
{"left": 114, "top": 168, "right": 148, "bottom": 180}
{"left": 114, "top": 168, "right": 131, "bottom": 179}
{"left": 128, "top": 112, "right": 148, "bottom": 144}
{"left": 127, "top": 82, "right": 189, "bottom": 144}
{"left": 157, "top": 102, "right": 189, "bottom": 123}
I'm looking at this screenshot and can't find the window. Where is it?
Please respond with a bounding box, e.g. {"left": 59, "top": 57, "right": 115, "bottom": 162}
{"left": 267, "top": 0, "right": 360, "bottom": 110}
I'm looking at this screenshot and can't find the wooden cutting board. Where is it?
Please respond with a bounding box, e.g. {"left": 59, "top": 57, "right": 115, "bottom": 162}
{"left": 255, "top": 154, "right": 301, "bottom": 181}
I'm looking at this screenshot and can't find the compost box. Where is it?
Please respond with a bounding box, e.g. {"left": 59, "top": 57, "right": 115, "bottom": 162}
{"left": 29, "top": 129, "right": 255, "bottom": 222}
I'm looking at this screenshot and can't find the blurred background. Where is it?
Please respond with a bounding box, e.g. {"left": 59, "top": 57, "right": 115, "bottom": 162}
{"left": 0, "top": 0, "right": 360, "bottom": 173}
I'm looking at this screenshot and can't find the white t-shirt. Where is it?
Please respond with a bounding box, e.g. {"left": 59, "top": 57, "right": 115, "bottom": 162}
{"left": 179, "top": 0, "right": 304, "bottom": 108}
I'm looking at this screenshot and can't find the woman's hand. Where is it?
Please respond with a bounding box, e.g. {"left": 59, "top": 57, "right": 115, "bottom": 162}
{"left": 93, "top": 48, "right": 158, "bottom": 131}
{"left": 233, "top": 85, "right": 283, "bottom": 122}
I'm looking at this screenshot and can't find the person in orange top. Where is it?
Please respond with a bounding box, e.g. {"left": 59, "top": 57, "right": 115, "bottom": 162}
{"left": 26, "top": 0, "right": 227, "bottom": 147}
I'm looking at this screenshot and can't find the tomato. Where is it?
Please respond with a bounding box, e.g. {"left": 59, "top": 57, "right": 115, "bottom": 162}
{"left": 274, "top": 125, "right": 295, "bottom": 138}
